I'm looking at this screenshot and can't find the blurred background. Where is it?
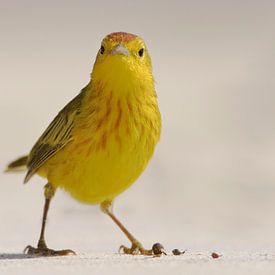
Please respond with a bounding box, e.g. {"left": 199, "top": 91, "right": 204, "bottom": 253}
{"left": 0, "top": 0, "right": 275, "bottom": 254}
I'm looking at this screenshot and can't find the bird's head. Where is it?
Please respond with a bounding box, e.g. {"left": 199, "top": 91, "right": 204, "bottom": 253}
{"left": 91, "top": 32, "right": 153, "bottom": 90}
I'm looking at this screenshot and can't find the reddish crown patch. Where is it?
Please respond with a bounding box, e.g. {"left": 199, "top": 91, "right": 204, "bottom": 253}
{"left": 107, "top": 32, "right": 137, "bottom": 43}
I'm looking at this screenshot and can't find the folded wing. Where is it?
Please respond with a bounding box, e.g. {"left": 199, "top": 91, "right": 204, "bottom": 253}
{"left": 24, "top": 89, "right": 86, "bottom": 183}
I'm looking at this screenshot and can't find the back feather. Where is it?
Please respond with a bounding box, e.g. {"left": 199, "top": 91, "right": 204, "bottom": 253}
{"left": 6, "top": 86, "right": 87, "bottom": 182}
{"left": 24, "top": 87, "right": 87, "bottom": 183}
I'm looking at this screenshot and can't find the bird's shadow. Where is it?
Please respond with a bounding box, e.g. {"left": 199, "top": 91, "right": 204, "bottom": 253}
{"left": 0, "top": 253, "right": 38, "bottom": 260}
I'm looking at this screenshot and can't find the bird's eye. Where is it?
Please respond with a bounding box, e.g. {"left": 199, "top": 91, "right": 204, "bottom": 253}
{"left": 100, "top": 45, "right": 105, "bottom": 54}
{"left": 138, "top": 48, "right": 144, "bottom": 57}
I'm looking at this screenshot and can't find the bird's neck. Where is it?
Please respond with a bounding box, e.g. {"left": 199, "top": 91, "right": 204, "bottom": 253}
{"left": 91, "top": 61, "right": 154, "bottom": 95}
{"left": 74, "top": 78, "right": 161, "bottom": 154}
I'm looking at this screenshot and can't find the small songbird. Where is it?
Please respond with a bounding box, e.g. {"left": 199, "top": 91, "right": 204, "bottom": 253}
{"left": 6, "top": 32, "right": 162, "bottom": 256}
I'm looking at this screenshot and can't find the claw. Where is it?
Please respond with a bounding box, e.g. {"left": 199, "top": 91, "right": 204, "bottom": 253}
{"left": 119, "top": 244, "right": 142, "bottom": 255}
{"left": 118, "top": 242, "right": 166, "bottom": 256}
{"left": 23, "top": 245, "right": 76, "bottom": 257}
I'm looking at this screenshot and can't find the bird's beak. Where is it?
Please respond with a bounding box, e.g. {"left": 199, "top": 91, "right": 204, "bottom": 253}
{"left": 111, "top": 44, "right": 130, "bottom": 56}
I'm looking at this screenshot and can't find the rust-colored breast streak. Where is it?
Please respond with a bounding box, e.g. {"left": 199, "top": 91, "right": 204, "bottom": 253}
{"left": 107, "top": 32, "right": 137, "bottom": 43}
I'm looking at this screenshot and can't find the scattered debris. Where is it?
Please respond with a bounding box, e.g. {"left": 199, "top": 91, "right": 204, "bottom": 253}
{"left": 172, "top": 249, "right": 186, "bottom": 255}
{"left": 152, "top": 243, "right": 167, "bottom": 256}
{"left": 211, "top": 252, "right": 221, "bottom": 259}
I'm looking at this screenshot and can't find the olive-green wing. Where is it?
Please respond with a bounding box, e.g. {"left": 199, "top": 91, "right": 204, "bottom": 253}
{"left": 24, "top": 88, "right": 87, "bottom": 183}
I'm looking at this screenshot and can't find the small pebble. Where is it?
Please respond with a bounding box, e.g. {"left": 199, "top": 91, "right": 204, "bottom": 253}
{"left": 172, "top": 249, "right": 185, "bottom": 255}
{"left": 152, "top": 243, "right": 166, "bottom": 255}
{"left": 211, "top": 252, "right": 221, "bottom": 259}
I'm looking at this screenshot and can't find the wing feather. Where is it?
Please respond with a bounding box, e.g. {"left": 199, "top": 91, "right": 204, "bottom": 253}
{"left": 24, "top": 88, "right": 87, "bottom": 183}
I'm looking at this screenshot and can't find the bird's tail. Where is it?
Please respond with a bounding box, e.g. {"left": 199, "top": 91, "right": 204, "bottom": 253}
{"left": 5, "top": 155, "right": 28, "bottom": 172}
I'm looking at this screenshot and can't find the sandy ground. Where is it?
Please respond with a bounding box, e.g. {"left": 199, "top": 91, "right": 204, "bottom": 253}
{"left": 2, "top": 252, "right": 275, "bottom": 275}
{"left": 2, "top": 171, "right": 275, "bottom": 275}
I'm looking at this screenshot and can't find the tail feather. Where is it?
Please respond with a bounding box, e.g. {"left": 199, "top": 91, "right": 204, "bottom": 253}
{"left": 5, "top": 155, "right": 28, "bottom": 172}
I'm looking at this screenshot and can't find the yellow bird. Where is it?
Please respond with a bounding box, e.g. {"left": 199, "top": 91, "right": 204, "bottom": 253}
{"left": 6, "top": 32, "right": 162, "bottom": 256}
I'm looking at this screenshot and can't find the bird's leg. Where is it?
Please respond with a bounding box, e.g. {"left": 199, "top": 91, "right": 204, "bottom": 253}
{"left": 24, "top": 183, "right": 76, "bottom": 257}
{"left": 100, "top": 201, "right": 165, "bottom": 256}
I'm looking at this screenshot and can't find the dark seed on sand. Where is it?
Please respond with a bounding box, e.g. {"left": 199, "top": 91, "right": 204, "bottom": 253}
{"left": 172, "top": 249, "right": 185, "bottom": 255}
{"left": 152, "top": 243, "right": 166, "bottom": 255}
{"left": 211, "top": 252, "right": 220, "bottom": 259}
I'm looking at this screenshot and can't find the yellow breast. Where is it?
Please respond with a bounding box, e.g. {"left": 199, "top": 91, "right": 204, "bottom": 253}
{"left": 41, "top": 82, "right": 161, "bottom": 204}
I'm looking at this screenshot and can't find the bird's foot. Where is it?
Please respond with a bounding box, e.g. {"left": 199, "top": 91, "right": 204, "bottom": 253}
{"left": 119, "top": 240, "right": 166, "bottom": 256}
{"left": 24, "top": 245, "right": 76, "bottom": 257}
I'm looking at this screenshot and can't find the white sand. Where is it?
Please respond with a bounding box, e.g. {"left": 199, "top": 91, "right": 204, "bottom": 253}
{"left": 2, "top": 172, "right": 275, "bottom": 275}
{"left": 2, "top": 252, "right": 275, "bottom": 275}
